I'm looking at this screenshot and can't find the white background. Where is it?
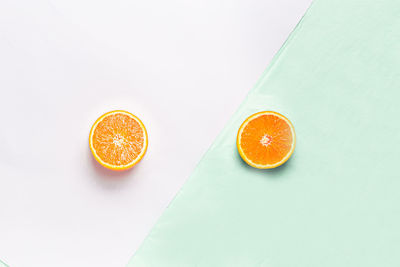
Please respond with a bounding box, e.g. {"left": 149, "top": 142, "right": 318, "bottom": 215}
{"left": 0, "top": 0, "right": 311, "bottom": 266}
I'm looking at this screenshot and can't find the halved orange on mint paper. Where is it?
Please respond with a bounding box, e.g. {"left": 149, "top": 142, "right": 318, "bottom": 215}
{"left": 237, "top": 111, "right": 295, "bottom": 169}
{"left": 89, "top": 110, "right": 148, "bottom": 170}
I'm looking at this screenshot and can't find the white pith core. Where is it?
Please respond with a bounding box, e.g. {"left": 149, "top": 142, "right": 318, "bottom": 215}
{"left": 113, "top": 134, "right": 125, "bottom": 147}
{"left": 260, "top": 134, "right": 272, "bottom": 147}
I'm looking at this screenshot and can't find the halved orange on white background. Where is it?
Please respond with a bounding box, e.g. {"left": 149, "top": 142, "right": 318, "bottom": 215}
{"left": 237, "top": 111, "right": 295, "bottom": 169}
{"left": 89, "top": 110, "right": 148, "bottom": 170}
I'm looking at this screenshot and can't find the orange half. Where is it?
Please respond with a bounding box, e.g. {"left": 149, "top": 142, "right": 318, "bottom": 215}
{"left": 89, "top": 110, "right": 148, "bottom": 170}
{"left": 237, "top": 111, "right": 295, "bottom": 169}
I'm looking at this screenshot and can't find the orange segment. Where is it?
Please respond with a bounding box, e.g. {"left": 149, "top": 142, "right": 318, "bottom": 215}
{"left": 89, "top": 110, "right": 148, "bottom": 170}
{"left": 237, "top": 111, "right": 295, "bottom": 169}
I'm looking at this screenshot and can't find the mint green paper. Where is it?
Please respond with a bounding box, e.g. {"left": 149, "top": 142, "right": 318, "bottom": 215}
{"left": 129, "top": 0, "right": 400, "bottom": 266}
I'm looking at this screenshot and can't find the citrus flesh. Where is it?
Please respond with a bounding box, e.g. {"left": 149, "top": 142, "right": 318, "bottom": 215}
{"left": 237, "top": 111, "right": 295, "bottom": 169}
{"left": 89, "top": 110, "right": 148, "bottom": 170}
